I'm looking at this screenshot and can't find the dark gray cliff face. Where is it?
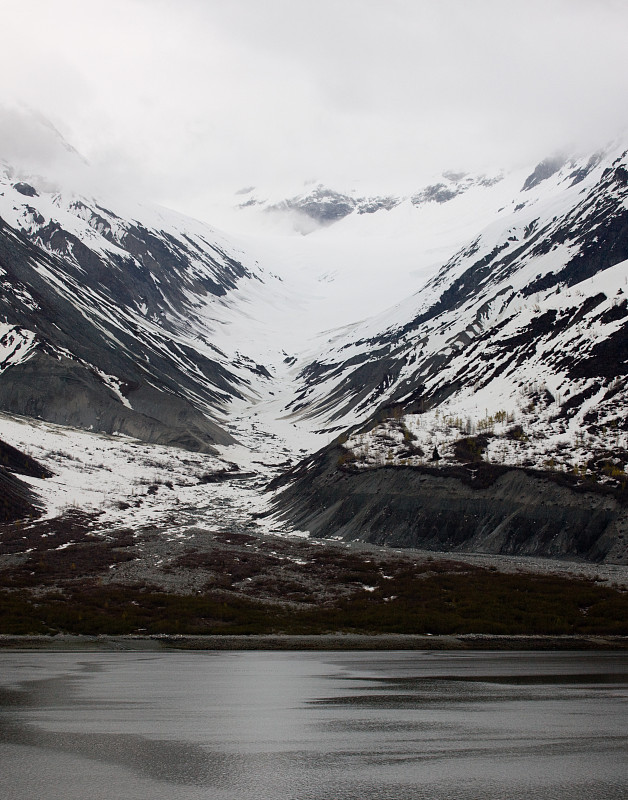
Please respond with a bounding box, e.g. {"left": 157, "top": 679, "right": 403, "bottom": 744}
{"left": 0, "top": 353, "right": 233, "bottom": 452}
{"left": 0, "top": 469, "right": 42, "bottom": 522}
{"left": 0, "top": 438, "right": 52, "bottom": 522}
{"left": 270, "top": 447, "right": 628, "bottom": 564}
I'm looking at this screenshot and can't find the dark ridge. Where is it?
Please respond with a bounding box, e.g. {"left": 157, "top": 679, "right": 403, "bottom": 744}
{"left": 0, "top": 439, "right": 53, "bottom": 478}
{"left": 13, "top": 182, "right": 38, "bottom": 197}
{"left": 521, "top": 156, "right": 566, "bottom": 191}
{"left": 0, "top": 469, "right": 42, "bottom": 522}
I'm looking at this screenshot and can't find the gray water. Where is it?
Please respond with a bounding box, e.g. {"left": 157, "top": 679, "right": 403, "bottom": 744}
{"left": 0, "top": 650, "right": 626, "bottom": 800}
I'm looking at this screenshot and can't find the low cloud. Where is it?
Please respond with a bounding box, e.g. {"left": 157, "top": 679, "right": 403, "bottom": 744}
{"left": 1, "top": 0, "right": 628, "bottom": 220}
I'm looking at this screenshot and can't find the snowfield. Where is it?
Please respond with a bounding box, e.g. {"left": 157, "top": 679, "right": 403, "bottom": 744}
{"left": 0, "top": 410, "right": 298, "bottom": 539}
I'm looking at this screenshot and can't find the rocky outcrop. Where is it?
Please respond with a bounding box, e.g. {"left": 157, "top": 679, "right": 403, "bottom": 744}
{"left": 270, "top": 446, "right": 628, "bottom": 564}
{"left": 521, "top": 155, "right": 567, "bottom": 191}
{"left": 0, "top": 439, "right": 51, "bottom": 522}
{"left": 0, "top": 469, "right": 42, "bottom": 522}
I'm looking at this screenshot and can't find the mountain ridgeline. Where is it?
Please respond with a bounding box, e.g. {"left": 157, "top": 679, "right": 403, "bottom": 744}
{"left": 1, "top": 141, "right": 627, "bottom": 563}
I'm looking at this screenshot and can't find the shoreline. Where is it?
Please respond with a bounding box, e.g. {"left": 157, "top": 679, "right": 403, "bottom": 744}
{"left": 1, "top": 633, "right": 627, "bottom": 651}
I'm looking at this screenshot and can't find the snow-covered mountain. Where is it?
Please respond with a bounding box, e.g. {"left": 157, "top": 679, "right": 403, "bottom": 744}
{"left": 280, "top": 145, "right": 628, "bottom": 438}
{"left": 0, "top": 157, "right": 288, "bottom": 452}
{"left": 1, "top": 120, "right": 627, "bottom": 562}
{"left": 0, "top": 129, "right": 531, "bottom": 459}
{"left": 267, "top": 145, "right": 628, "bottom": 562}
{"left": 235, "top": 169, "right": 504, "bottom": 231}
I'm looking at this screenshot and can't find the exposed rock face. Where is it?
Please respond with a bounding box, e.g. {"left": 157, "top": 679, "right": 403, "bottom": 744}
{"left": 0, "top": 437, "right": 52, "bottom": 478}
{"left": 13, "top": 182, "right": 38, "bottom": 197}
{"left": 0, "top": 469, "right": 42, "bottom": 522}
{"left": 0, "top": 353, "right": 233, "bottom": 452}
{"left": 279, "top": 187, "right": 357, "bottom": 223}
{"left": 0, "top": 438, "right": 51, "bottom": 522}
{"left": 264, "top": 186, "right": 402, "bottom": 223}
{"left": 521, "top": 155, "right": 567, "bottom": 191}
{"left": 271, "top": 446, "right": 628, "bottom": 564}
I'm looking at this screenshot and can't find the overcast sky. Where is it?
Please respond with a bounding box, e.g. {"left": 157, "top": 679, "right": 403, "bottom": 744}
{"left": 2, "top": 0, "right": 628, "bottom": 221}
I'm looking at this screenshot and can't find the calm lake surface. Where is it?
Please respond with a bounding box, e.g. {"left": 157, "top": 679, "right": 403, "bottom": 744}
{"left": 0, "top": 649, "right": 626, "bottom": 799}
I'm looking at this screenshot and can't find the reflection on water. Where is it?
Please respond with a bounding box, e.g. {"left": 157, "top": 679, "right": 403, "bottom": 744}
{"left": 0, "top": 650, "right": 627, "bottom": 799}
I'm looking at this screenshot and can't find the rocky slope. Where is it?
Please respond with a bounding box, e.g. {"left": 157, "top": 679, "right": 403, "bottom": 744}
{"left": 1, "top": 124, "right": 628, "bottom": 564}
{"left": 269, "top": 444, "right": 628, "bottom": 564}
{"left": 281, "top": 147, "right": 628, "bottom": 433}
